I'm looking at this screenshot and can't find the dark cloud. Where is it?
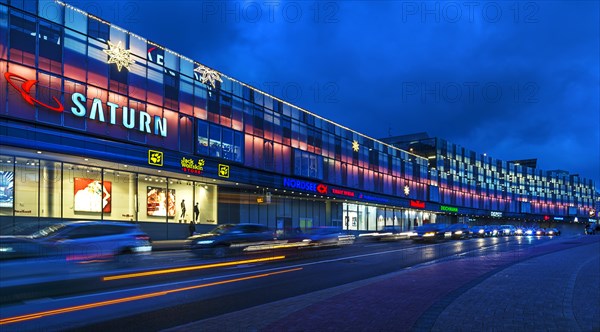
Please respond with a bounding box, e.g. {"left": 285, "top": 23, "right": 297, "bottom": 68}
{"left": 79, "top": 1, "right": 599, "bottom": 189}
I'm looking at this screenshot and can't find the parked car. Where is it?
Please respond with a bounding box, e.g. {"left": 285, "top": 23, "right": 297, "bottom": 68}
{"left": 546, "top": 228, "right": 561, "bottom": 236}
{"left": 411, "top": 224, "right": 447, "bottom": 242}
{"left": 27, "top": 221, "right": 152, "bottom": 263}
{"left": 535, "top": 228, "right": 546, "bottom": 236}
{"left": 498, "top": 225, "right": 516, "bottom": 236}
{"left": 445, "top": 223, "right": 471, "bottom": 239}
{"left": 186, "top": 223, "right": 277, "bottom": 258}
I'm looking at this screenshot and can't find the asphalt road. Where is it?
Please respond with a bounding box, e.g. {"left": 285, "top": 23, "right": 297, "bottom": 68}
{"left": 0, "top": 235, "right": 563, "bottom": 331}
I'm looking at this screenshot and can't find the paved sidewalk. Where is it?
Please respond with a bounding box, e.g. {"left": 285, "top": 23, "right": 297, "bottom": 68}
{"left": 165, "top": 236, "right": 600, "bottom": 332}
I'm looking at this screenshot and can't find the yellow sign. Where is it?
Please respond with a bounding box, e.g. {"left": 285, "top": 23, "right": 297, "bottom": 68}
{"left": 218, "top": 164, "right": 230, "bottom": 178}
{"left": 257, "top": 196, "right": 265, "bottom": 204}
{"left": 148, "top": 150, "right": 163, "bottom": 166}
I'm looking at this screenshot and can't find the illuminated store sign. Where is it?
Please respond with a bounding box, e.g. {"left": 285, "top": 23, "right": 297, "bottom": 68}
{"left": 148, "top": 150, "right": 163, "bottom": 166}
{"left": 283, "top": 178, "right": 328, "bottom": 194}
{"left": 410, "top": 200, "right": 425, "bottom": 209}
{"left": 218, "top": 164, "right": 230, "bottom": 178}
{"left": 71, "top": 93, "right": 167, "bottom": 137}
{"left": 331, "top": 188, "right": 355, "bottom": 197}
{"left": 358, "top": 193, "right": 389, "bottom": 203}
{"left": 440, "top": 205, "right": 458, "bottom": 213}
{"left": 553, "top": 217, "right": 564, "bottom": 221}
{"left": 490, "top": 211, "right": 503, "bottom": 217}
{"left": 181, "top": 157, "right": 205, "bottom": 174}
{"left": 5, "top": 73, "right": 168, "bottom": 137}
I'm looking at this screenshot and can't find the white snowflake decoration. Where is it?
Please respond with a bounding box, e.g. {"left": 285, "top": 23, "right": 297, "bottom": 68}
{"left": 194, "top": 64, "right": 223, "bottom": 88}
{"left": 103, "top": 41, "right": 135, "bottom": 72}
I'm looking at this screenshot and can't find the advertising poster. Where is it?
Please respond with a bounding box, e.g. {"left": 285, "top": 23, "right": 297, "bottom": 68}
{"left": 0, "top": 171, "right": 14, "bottom": 208}
{"left": 147, "top": 187, "right": 176, "bottom": 218}
{"left": 74, "top": 178, "right": 112, "bottom": 213}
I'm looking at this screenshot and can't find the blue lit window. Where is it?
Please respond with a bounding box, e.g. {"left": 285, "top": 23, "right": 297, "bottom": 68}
{"left": 196, "top": 120, "right": 243, "bottom": 163}
{"left": 294, "top": 149, "right": 323, "bottom": 180}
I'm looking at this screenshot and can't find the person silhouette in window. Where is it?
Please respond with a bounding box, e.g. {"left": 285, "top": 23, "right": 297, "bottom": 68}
{"left": 193, "top": 202, "right": 200, "bottom": 222}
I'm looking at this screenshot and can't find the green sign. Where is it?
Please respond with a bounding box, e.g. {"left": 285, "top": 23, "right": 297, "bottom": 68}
{"left": 440, "top": 205, "right": 458, "bottom": 213}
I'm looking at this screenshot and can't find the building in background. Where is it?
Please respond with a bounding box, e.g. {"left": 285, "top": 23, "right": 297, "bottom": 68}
{"left": 382, "top": 134, "right": 597, "bottom": 225}
{"left": 0, "top": 1, "right": 596, "bottom": 239}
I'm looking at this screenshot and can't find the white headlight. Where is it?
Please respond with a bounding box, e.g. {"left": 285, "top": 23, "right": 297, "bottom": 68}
{"left": 196, "top": 240, "right": 215, "bottom": 245}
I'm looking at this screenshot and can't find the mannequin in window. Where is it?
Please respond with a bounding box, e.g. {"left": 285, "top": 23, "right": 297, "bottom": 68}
{"left": 180, "top": 199, "right": 186, "bottom": 222}
{"left": 193, "top": 202, "right": 200, "bottom": 222}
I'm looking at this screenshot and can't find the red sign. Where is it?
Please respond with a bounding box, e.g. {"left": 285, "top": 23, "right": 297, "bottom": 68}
{"left": 410, "top": 200, "right": 425, "bottom": 209}
{"left": 316, "top": 184, "right": 328, "bottom": 194}
{"left": 5, "top": 72, "right": 64, "bottom": 112}
{"left": 331, "top": 188, "right": 355, "bottom": 197}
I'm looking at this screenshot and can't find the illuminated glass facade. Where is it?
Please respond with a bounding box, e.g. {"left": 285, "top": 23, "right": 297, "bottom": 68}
{"left": 0, "top": 1, "right": 596, "bottom": 239}
{"left": 384, "top": 134, "right": 597, "bottom": 223}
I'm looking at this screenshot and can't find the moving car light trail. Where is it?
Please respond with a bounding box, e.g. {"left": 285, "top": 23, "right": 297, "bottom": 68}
{"left": 103, "top": 255, "right": 286, "bottom": 281}
{"left": 0, "top": 267, "right": 302, "bottom": 325}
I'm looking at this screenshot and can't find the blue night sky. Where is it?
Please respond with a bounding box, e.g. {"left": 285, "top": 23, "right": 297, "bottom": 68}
{"left": 67, "top": 0, "right": 600, "bottom": 190}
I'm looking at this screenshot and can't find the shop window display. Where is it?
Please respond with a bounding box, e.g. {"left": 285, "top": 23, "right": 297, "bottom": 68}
{"left": 62, "top": 163, "right": 103, "bottom": 219}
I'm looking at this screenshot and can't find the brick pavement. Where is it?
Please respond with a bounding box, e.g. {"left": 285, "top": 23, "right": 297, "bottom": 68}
{"left": 164, "top": 236, "right": 600, "bottom": 332}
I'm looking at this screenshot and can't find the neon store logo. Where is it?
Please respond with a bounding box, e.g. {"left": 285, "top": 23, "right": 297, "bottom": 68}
{"left": 283, "top": 178, "right": 328, "bottom": 194}
{"left": 4, "top": 72, "right": 168, "bottom": 137}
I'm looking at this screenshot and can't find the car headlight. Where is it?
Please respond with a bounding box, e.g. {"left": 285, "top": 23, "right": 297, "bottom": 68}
{"left": 455, "top": 231, "right": 463, "bottom": 235}
{"left": 478, "top": 229, "right": 484, "bottom": 234}
{"left": 196, "top": 240, "right": 214, "bottom": 245}
{"left": 424, "top": 232, "right": 435, "bottom": 237}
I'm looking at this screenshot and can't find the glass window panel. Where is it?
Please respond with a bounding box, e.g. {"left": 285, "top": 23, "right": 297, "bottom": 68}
{"left": 194, "top": 182, "right": 217, "bottom": 225}
{"left": 64, "top": 29, "right": 87, "bottom": 81}
{"left": 87, "top": 38, "right": 108, "bottom": 89}
{"left": 0, "top": 155, "right": 15, "bottom": 216}
{"left": 36, "top": 72, "right": 62, "bottom": 125}
{"left": 0, "top": 5, "right": 7, "bottom": 60}
{"left": 87, "top": 16, "right": 109, "bottom": 41}
{"left": 209, "top": 124, "right": 221, "bottom": 157}
{"left": 180, "top": 58, "right": 194, "bottom": 78}
{"left": 102, "top": 169, "right": 136, "bottom": 221}
{"left": 39, "top": 0, "right": 64, "bottom": 24}
{"left": 9, "top": 11, "right": 36, "bottom": 66}
{"left": 196, "top": 120, "right": 209, "bottom": 155}
{"left": 138, "top": 174, "right": 172, "bottom": 223}
{"left": 63, "top": 79, "right": 86, "bottom": 130}
{"left": 179, "top": 115, "right": 194, "bottom": 153}
{"left": 65, "top": 5, "right": 87, "bottom": 33}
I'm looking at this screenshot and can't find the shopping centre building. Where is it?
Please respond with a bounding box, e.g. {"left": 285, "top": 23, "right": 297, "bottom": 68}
{"left": 0, "top": 1, "right": 597, "bottom": 239}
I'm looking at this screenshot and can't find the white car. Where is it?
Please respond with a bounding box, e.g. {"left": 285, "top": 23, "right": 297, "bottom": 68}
{"left": 28, "top": 221, "right": 152, "bottom": 263}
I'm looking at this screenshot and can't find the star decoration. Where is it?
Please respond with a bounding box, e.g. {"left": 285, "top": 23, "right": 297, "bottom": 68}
{"left": 194, "top": 64, "right": 223, "bottom": 88}
{"left": 404, "top": 185, "right": 410, "bottom": 196}
{"left": 352, "top": 140, "right": 360, "bottom": 152}
{"left": 103, "top": 41, "right": 135, "bottom": 72}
